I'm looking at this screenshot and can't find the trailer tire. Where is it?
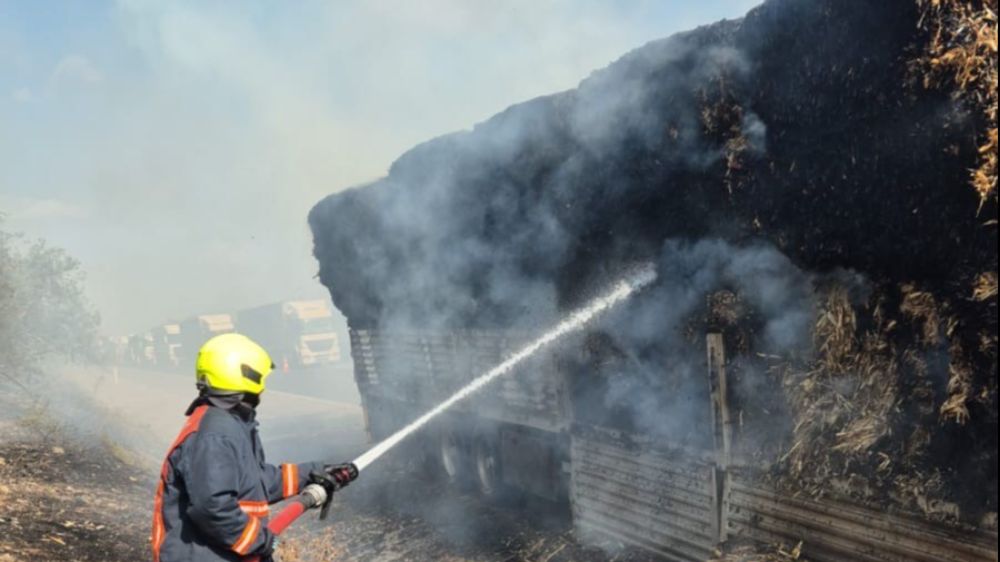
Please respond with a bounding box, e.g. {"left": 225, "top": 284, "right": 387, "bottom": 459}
{"left": 438, "top": 429, "right": 471, "bottom": 487}
{"left": 474, "top": 436, "right": 503, "bottom": 499}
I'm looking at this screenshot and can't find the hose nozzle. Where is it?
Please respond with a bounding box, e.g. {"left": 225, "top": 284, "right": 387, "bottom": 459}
{"left": 332, "top": 462, "right": 359, "bottom": 487}
{"left": 308, "top": 463, "right": 359, "bottom": 519}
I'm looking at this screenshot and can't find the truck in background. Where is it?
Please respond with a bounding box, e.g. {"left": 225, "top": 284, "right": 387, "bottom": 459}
{"left": 151, "top": 323, "right": 183, "bottom": 368}
{"left": 126, "top": 332, "right": 155, "bottom": 366}
{"left": 236, "top": 300, "right": 340, "bottom": 369}
{"left": 178, "top": 314, "right": 235, "bottom": 364}
{"left": 116, "top": 302, "right": 343, "bottom": 371}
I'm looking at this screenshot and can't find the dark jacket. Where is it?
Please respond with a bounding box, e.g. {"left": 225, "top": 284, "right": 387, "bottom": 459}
{"left": 152, "top": 400, "right": 322, "bottom": 562}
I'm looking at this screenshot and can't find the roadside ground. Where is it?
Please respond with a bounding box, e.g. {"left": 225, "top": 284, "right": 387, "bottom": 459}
{"left": 0, "top": 416, "right": 149, "bottom": 562}
{"left": 1, "top": 366, "right": 790, "bottom": 561}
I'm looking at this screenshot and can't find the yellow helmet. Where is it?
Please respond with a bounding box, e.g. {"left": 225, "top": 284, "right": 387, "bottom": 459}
{"left": 195, "top": 333, "right": 274, "bottom": 395}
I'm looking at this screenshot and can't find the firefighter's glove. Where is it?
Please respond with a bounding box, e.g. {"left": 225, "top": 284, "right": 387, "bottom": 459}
{"left": 321, "top": 462, "right": 359, "bottom": 490}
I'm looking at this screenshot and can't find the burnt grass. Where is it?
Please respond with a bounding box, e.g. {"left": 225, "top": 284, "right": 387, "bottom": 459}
{"left": 0, "top": 427, "right": 152, "bottom": 562}
{"left": 0, "top": 419, "right": 665, "bottom": 562}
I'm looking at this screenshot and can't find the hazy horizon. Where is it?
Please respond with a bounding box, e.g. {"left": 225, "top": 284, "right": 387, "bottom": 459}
{"left": 1, "top": 0, "right": 759, "bottom": 335}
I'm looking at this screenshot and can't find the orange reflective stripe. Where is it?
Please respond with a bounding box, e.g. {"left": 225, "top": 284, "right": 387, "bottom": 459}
{"left": 231, "top": 515, "right": 261, "bottom": 555}
{"left": 151, "top": 405, "right": 210, "bottom": 562}
{"left": 281, "top": 464, "right": 299, "bottom": 498}
{"left": 238, "top": 500, "right": 271, "bottom": 517}
{"left": 151, "top": 481, "right": 166, "bottom": 562}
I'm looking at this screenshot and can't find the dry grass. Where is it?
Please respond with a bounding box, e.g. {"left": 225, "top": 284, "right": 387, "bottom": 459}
{"left": 765, "top": 268, "right": 999, "bottom": 522}
{"left": 272, "top": 502, "right": 661, "bottom": 562}
{"left": 709, "top": 542, "right": 804, "bottom": 562}
{"left": 769, "top": 279, "right": 994, "bottom": 520}
{"left": 971, "top": 271, "right": 999, "bottom": 360}
{"left": 708, "top": 290, "right": 745, "bottom": 327}
{"left": 972, "top": 271, "right": 998, "bottom": 301}
{"left": 276, "top": 532, "right": 346, "bottom": 562}
{"left": 781, "top": 288, "right": 899, "bottom": 479}
{"left": 900, "top": 284, "right": 945, "bottom": 346}
{"left": 0, "top": 427, "right": 150, "bottom": 562}
{"left": 700, "top": 82, "right": 753, "bottom": 194}
{"left": 891, "top": 472, "right": 962, "bottom": 520}
{"left": 940, "top": 339, "right": 976, "bottom": 424}
{"left": 909, "top": 1, "right": 998, "bottom": 444}
{"left": 916, "top": 0, "right": 999, "bottom": 206}
{"left": 896, "top": 285, "right": 978, "bottom": 424}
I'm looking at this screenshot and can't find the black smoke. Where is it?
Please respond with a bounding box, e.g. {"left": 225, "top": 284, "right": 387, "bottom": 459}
{"left": 308, "top": 0, "right": 997, "bottom": 524}
{"left": 311, "top": 0, "right": 992, "bottom": 336}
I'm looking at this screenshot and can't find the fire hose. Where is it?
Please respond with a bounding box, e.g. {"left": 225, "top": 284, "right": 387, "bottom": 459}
{"left": 247, "top": 463, "right": 358, "bottom": 562}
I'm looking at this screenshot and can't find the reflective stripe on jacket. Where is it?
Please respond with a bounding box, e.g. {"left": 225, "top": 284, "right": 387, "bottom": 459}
{"left": 152, "top": 400, "right": 321, "bottom": 562}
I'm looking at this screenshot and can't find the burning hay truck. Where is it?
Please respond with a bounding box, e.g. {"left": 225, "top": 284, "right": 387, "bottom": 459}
{"left": 309, "top": 0, "right": 997, "bottom": 560}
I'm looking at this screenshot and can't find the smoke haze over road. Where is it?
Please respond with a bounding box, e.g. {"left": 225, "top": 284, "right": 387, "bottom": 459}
{"left": 0, "top": 0, "right": 758, "bottom": 335}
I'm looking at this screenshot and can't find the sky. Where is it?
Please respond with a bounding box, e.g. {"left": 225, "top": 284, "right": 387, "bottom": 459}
{"left": 0, "top": 0, "right": 760, "bottom": 335}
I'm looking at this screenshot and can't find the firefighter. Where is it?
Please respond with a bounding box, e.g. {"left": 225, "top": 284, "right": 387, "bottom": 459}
{"left": 151, "top": 333, "right": 355, "bottom": 562}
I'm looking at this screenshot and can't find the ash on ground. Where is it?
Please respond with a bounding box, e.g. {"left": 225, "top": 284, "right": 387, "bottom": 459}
{"left": 0, "top": 419, "right": 150, "bottom": 562}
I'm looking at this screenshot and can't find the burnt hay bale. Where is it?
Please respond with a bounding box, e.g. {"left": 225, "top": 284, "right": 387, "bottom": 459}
{"left": 309, "top": 0, "right": 997, "bottom": 522}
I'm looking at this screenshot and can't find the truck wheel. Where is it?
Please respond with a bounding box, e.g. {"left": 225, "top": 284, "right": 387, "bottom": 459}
{"left": 439, "top": 430, "right": 468, "bottom": 485}
{"left": 474, "top": 437, "right": 502, "bottom": 499}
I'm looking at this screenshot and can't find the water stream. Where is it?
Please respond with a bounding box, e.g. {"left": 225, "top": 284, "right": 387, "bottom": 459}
{"left": 352, "top": 265, "right": 657, "bottom": 472}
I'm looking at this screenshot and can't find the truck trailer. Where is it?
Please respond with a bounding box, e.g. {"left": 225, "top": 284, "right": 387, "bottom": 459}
{"left": 307, "top": 0, "right": 997, "bottom": 559}
{"left": 346, "top": 329, "right": 996, "bottom": 561}
{"left": 126, "top": 332, "right": 155, "bottom": 366}
{"left": 151, "top": 323, "right": 183, "bottom": 368}
{"left": 178, "top": 314, "right": 235, "bottom": 365}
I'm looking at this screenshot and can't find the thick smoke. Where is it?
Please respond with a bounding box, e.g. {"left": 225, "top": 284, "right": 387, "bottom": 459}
{"left": 309, "top": 20, "right": 762, "bottom": 331}
{"left": 623, "top": 239, "right": 815, "bottom": 353}
{"left": 312, "top": 0, "right": 992, "bottom": 335}
{"left": 567, "top": 238, "right": 825, "bottom": 447}
{"left": 309, "top": 0, "right": 997, "bottom": 540}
